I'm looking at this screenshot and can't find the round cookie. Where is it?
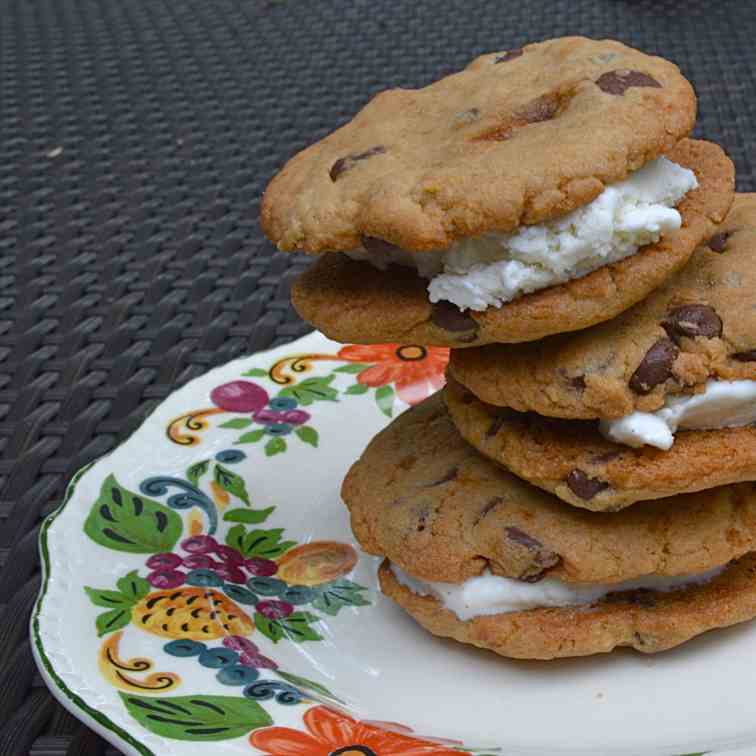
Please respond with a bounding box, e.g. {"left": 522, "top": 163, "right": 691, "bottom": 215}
{"left": 343, "top": 394, "right": 756, "bottom": 583}
{"left": 380, "top": 555, "right": 756, "bottom": 659}
{"left": 292, "top": 139, "right": 734, "bottom": 347}
{"left": 444, "top": 377, "right": 756, "bottom": 511}
{"left": 264, "top": 37, "right": 696, "bottom": 253}
{"left": 450, "top": 193, "right": 756, "bottom": 417}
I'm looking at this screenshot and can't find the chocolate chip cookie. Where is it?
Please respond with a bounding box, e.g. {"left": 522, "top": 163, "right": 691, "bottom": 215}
{"left": 380, "top": 555, "right": 756, "bottom": 659}
{"left": 343, "top": 394, "right": 756, "bottom": 583}
{"left": 444, "top": 377, "right": 756, "bottom": 511}
{"left": 264, "top": 37, "right": 695, "bottom": 252}
{"left": 291, "top": 139, "right": 733, "bottom": 347}
{"left": 450, "top": 194, "right": 756, "bottom": 416}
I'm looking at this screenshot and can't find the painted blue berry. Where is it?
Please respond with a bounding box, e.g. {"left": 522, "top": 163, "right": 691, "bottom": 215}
{"left": 185, "top": 568, "right": 224, "bottom": 588}
{"left": 198, "top": 647, "right": 240, "bottom": 669}
{"left": 247, "top": 577, "right": 287, "bottom": 596}
{"left": 264, "top": 423, "right": 293, "bottom": 436}
{"left": 215, "top": 449, "right": 246, "bottom": 464}
{"left": 163, "top": 640, "right": 206, "bottom": 658}
{"left": 216, "top": 664, "right": 260, "bottom": 686}
{"left": 223, "top": 584, "right": 259, "bottom": 605}
{"left": 268, "top": 397, "right": 298, "bottom": 411}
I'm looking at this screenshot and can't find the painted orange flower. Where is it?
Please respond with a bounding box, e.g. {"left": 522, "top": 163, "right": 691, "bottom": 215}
{"left": 337, "top": 344, "right": 449, "bottom": 406}
{"left": 249, "top": 705, "right": 468, "bottom": 756}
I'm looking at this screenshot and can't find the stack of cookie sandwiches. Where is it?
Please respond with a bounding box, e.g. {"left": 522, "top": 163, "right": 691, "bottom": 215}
{"left": 263, "top": 37, "right": 755, "bottom": 659}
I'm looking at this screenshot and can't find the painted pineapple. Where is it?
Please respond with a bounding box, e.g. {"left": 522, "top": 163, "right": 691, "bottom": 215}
{"left": 132, "top": 587, "right": 254, "bottom": 641}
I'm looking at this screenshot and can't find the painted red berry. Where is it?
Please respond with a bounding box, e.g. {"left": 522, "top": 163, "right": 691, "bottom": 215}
{"left": 146, "top": 552, "right": 183, "bottom": 570}
{"left": 244, "top": 558, "right": 278, "bottom": 577}
{"left": 211, "top": 381, "right": 269, "bottom": 413}
{"left": 257, "top": 600, "right": 294, "bottom": 620}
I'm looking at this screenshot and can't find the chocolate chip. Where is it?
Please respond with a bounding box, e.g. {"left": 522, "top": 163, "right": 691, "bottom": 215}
{"left": 707, "top": 231, "right": 731, "bottom": 253}
{"left": 494, "top": 49, "right": 523, "bottom": 64}
{"left": 663, "top": 305, "right": 723, "bottom": 342}
{"left": 734, "top": 350, "right": 756, "bottom": 362}
{"left": 595, "top": 69, "right": 661, "bottom": 96}
{"left": 430, "top": 300, "right": 478, "bottom": 333}
{"left": 565, "top": 469, "right": 609, "bottom": 500}
{"left": 629, "top": 338, "right": 678, "bottom": 394}
{"left": 517, "top": 94, "right": 561, "bottom": 124}
{"left": 361, "top": 235, "right": 399, "bottom": 254}
{"left": 474, "top": 497, "right": 502, "bottom": 525}
{"left": 570, "top": 375, "right": 586, "bottom": 391}
{"left": 591, "top": 450, "right": 621, "bottom": 464}
{"left": 329, "top": 145, "right": 386, "bottom": 182}
{"left": 505, "top": 526, "right": 561, "bottom": 581}
{"left": 424, "top": 466, "right": 458, "bottom": 487}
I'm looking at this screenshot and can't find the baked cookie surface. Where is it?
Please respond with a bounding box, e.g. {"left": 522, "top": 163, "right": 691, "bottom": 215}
{"left": 343, "top": 395, "right": 756, "bottom": 582}
{"left": 380, "top": 555, "right": 756, "bottom": 660}
{"left": 264, "top": 37, "right": 696, "bottom": 253}
{"left": 451, "top": 194, "right": 756, "bottom": 417}
{"left": 445, "top": 377, "right": 756, "bottom": 511}
{"left": 292, "top": 140, "right": 733, "bottom": 346}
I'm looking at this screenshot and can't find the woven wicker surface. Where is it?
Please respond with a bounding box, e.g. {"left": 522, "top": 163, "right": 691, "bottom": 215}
{"left": 1, "top": 0, "right": 755, "bottom": 753}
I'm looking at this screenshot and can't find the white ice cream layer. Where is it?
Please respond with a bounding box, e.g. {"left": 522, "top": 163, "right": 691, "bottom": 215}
{"left": 390, "top": 563, "right": 725, "bottom": 622}
{"left": 600, "top": 380, "right": 756, "bottom": 451}
{"left": 346, "top": 157, "right": 697, "bottom": 311}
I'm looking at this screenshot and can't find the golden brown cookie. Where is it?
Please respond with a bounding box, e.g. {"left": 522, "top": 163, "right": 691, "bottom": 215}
{"left": 292, "top": 139, "right": 733, "bottom": 347}
{"left": 380, "top": 555, "right": 756, "bottom": 659}
{"left": 444, "top": 377, "right": 756, "bottom": 511}
{"left": 450, "top": 194, "right": 756, "bottom": 417}
{"left": 264, "top": 37, "right": 696, "bottom": 252}
{"left": 343, "top": 395, "right": 756, "bottom": 583}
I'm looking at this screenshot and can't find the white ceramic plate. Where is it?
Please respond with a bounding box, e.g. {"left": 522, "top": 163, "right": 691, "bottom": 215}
{"left": 32, "top": 331, "right": 756, "bottom": 756}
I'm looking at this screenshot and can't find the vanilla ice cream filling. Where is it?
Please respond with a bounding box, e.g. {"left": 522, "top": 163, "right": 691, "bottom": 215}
{"left": 600, "top": 380, "right": 756, "bottom": 451}
{"left": 346, "top": 157, "right": 697, "bottom": 311}
{"left": 390, "top": 563, "right": 725, "bottom": 621}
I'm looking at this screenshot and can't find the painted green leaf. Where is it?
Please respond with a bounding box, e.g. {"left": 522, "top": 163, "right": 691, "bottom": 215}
{"left": 116, "top": 570, "right": 151, "bottom": 602}
{"left": 85, "top": 587, "right": 132, "bottom": 609}
{"left": 264, "top": 437, "right": 287, "bottom": 456}
{"left": 219, "top": 418, "right": 253, "bottom": 430}
{"left": 255, "top": 612, "right": 284, "bottom": 643}
{"left": 334, "top": 363, "right": 368, "bottom": 374}
{"left": 223, "top": 507, "right": 275, "bottom": 524}
{"left": 228, "top": 527, "right": 296, "bottom": 559}
{"left": 236, "top": 429, "right": 265, "bottom": 444}
{"left": 96, "top": 608, "right": 132, "bottom": 637}
{"left": 242, "top": 368, "right": 268, "bottom": 378}
{"left": 311, "top": 579, "right": 371, "bottom": 616}
{"left": 344, "top": 383, "right": 369, "bottom": 395}
{"left": 375, "top": 385, "right": 395, "bottom": 417}
{"left": 84, "top": 474, "right": 182, "bottom": 554}
{"left": 276, "top": 670, "right": 343, "bottom": 702}
{"left": 277, "top": 375, "right": 338, "bottom": 406}
{"left": 186, "top": 460, "right": 210, "bottom": 488}
{"left": 294, "top": 426, "right": 319, "bottom": 447}
{"left": 278, "top": 611, "right": 323, "bottom": 643}
{"left": 214, "top": 464, "right": 250, "bottom": 505}
{"left": 119, "top": 693, "right": 272, "bottom": 741}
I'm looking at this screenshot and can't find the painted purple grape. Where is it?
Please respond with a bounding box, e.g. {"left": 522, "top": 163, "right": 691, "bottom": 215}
{"left": 215, "top": 564, "right": 246, "bottom": 584}
{"left": 253, "top": 408, "right": 286, "bottom": 425}
{"left": 282, "top": 409, "right": 310, "bottom": 426}
{"left": 181, "top": 535, "right": 219, "bottom": 554}
{"left": 268, "top": 397, "right": 298, "bottom": 411}
{"left": 240, "top": 651, "right": 278, "bottom": 670}
{"left": 211, "top": 381, "right": 268, "bottom": 413}
{"left": 223, "top": 636, "right": 259, "bottom": 655}
{"left": 147, "top": 569, "right": 186, "bottom": 589}
{"left": 245, "top": 558, "right": 278, "bottom": 577}
{"left": 215, "top": 545, "right": 245, "bottom": 566}
{"left": 146, "top": 552, "right": 183, "bottom": 570}
{"left": 257, "top": 599, "right": 294, "bottom": 620}
{"left": 182, "top": 554, "right": 218, "bottom": 570}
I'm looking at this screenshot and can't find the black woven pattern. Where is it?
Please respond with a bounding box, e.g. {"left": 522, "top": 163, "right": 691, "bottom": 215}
{"left": 1, "top": 0, "right": 755, "bottom": 753}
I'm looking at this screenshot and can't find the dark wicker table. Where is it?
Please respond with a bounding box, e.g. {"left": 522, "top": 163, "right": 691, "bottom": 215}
{"left": 1, "top": 0, "right": 755, "bottom": 752}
